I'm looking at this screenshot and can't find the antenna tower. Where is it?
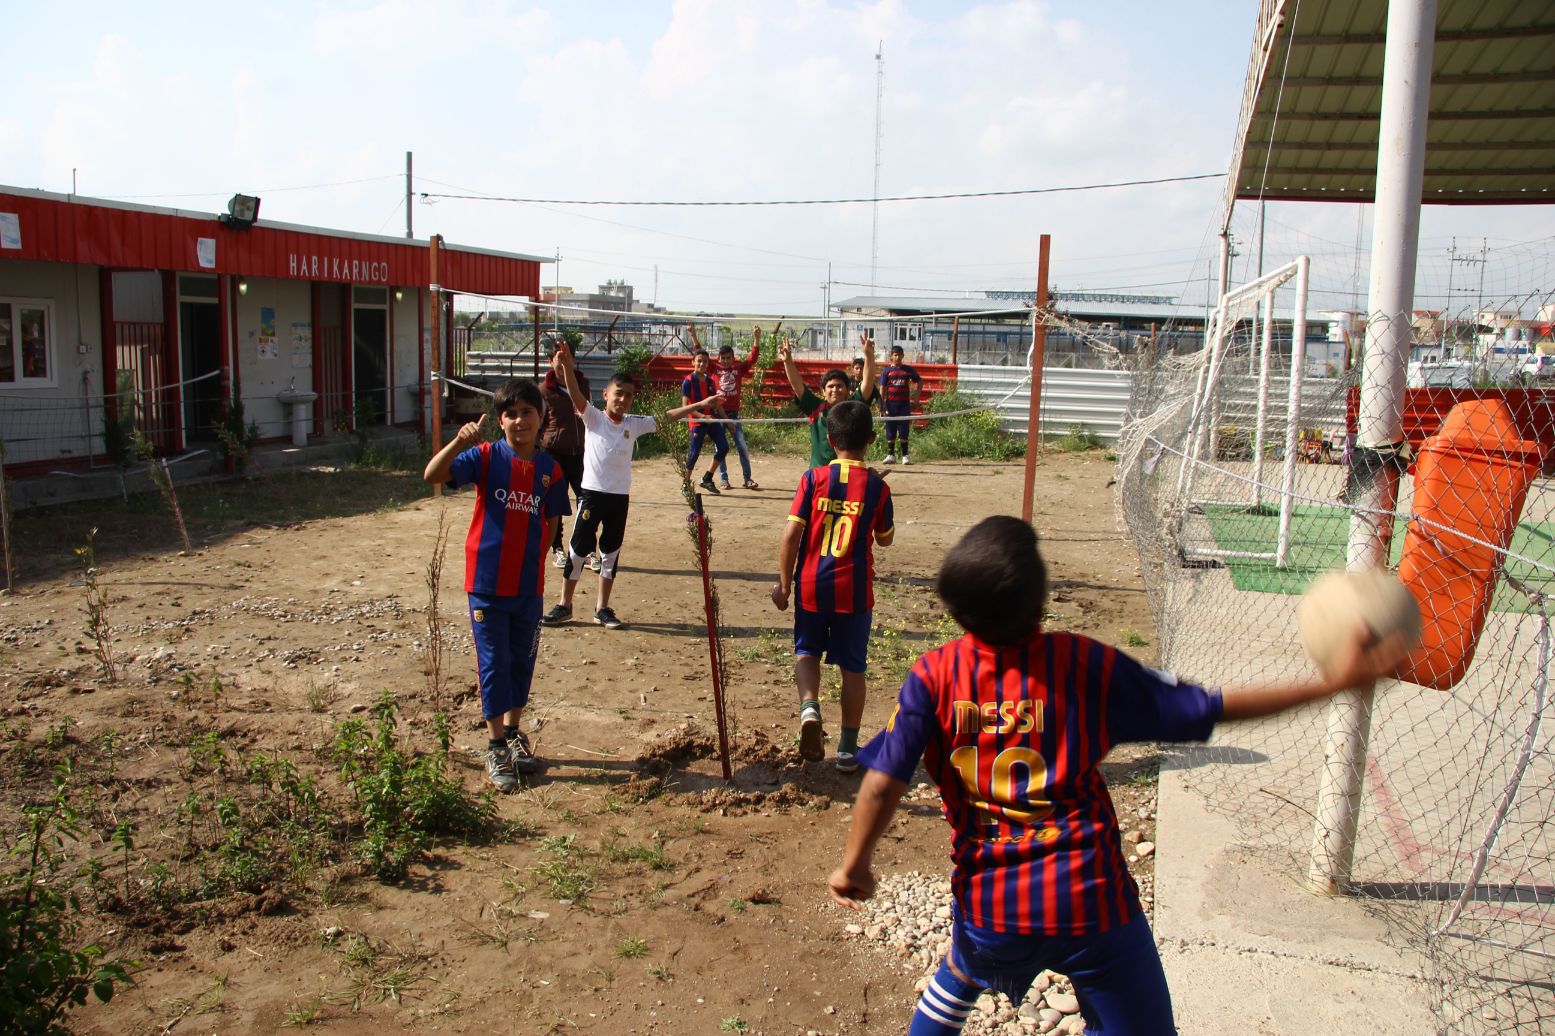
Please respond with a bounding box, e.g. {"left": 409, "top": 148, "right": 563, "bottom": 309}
{"left": 871, "top": 42, "right": 884, "bottom": 292}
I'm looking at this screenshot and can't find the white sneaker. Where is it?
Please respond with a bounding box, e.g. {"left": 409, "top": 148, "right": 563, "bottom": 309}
{"left": 551, "top": 549, "right": 567, "bottom": 569}
{"left": 586, "top": 553, "right": 602, "bottom": 572}
{"left": 901, "top": 455, "right": 910, "bottom": 465}
{"left": 883, "top": 454, "right": 896, "bottom": 465}
{"left": 798, "top": 706, "right": 824, "bottom": 762}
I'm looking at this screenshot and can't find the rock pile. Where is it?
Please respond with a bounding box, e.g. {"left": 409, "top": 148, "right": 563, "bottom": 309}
{"left": 842, "top": 870, "right": 1088, "bottom": 1034}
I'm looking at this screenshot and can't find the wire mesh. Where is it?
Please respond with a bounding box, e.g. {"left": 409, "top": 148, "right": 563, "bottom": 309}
{"left": 1116, "top": 261, "right": 1555, "bottom": 1034}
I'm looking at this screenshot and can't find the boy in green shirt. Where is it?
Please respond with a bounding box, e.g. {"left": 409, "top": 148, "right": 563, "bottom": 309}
{"left": 780, "top": 332, "right": 879, "bottom": 468}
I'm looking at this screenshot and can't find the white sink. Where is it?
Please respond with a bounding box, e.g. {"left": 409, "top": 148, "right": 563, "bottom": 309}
{"left": 278, "top": 389, "right": 319, "bottom": 444}
{"left": 278, "top": 389, "right": 318, "bottom": 405}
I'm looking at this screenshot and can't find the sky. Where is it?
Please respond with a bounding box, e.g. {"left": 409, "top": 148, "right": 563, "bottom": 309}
{"left": 5, "top": 0, "right": 1551, "bottom": 319}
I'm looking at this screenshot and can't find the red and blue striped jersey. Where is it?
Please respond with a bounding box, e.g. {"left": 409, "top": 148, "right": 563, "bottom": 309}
{"left": 879, "top": 363, "right": 922, "bottom": 409}
{"left": 448, "top": 441, "right": 572, "bottom": 598}
{"left": 681, "top": 373, "right": 720, "bottom": 429}
{"left": 857, "top": 630, "right": 1222, "bottom": 934}
{"left": 787, "top": 459, "right": 893, "bottom": 614}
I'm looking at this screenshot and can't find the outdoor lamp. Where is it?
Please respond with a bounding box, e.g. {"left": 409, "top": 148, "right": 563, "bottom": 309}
{"left": 220, "top": 193, "right": 261, "bottom": 229}
{"left": 237, "top": 279, "right": 249, "bottom": 295}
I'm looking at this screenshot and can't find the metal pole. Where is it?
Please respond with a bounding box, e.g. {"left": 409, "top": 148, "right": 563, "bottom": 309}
{"left": 1020, "top": 234, "right": 1050, "bottom": 524}
{"left": 1275, "top": 256, "right": 1310, "bottom": 568}
{"left": 1308, "top": 0, "right": 1436, "bottom": 895}
{"left": 405, "top": 151, "right": 413, "bottom": 240}
{"left": 430, "top": 235, "right": 444, "bottom": 499}
{"left": 1252, "top": 292, "right": 1275, "bottom": 508}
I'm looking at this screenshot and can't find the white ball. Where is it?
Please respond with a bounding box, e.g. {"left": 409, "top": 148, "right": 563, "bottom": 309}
{"left": 1297, "top": 568, "right": 1422, "bottom": 676}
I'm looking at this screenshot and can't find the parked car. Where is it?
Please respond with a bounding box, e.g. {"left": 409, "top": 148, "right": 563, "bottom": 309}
{"left": 1519, "top": 353, "right": 1555, "bottom": 383}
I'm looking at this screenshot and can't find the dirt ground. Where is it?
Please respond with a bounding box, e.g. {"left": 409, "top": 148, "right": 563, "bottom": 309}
{"left": 0, "top": 445, "right": 1161, "bottom": 1035}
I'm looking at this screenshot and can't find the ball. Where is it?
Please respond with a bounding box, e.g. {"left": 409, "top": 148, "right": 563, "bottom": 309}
{"left": 1296, "top": 568, "right": 1422, "bottom": 676}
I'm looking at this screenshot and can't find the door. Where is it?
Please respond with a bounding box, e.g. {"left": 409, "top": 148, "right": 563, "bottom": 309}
{"left": 352, "top": 287, "right": 389, "bottom": 427}
{"left": 178, "top": 275, "right": 223, "bottom": 442}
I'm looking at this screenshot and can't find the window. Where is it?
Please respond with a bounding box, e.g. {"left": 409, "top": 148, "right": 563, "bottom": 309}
{"left": 0, "top": 298, "right": 53, "bottom": 387}
{"left": 893, "top": 322, "right": 922, "bottom": 345}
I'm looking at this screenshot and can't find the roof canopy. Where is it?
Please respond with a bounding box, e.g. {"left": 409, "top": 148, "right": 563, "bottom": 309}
{"left": 1222, "top": 0, "right": 1555, "bottom": 224}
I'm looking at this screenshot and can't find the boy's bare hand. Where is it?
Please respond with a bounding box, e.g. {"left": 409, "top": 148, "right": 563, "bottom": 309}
{"left": 828, "top": 864, "right": 875, "bottom": 908}
{"left": 456, "top": 413, "right": 487, "bottom": 446}
{"left": 859, "top": 332, "right": 876, "bottom": 360}
{"left": 555, "top": 346, "right": 575, "bottom": 370}
{"left": 1325, "top": 619, "right": 1414, "bottom": 689}
{"left": 770, "top": 583, "right": 790, "bottom": 610}
{"left": 777, "top": 339, "right": 793, "bottom": 363}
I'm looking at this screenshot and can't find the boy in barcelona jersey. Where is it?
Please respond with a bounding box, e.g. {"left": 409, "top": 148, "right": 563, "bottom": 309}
{"left": 829, "top": 516, "right": 1413, "bottom": 1035}
{"left": 771, "top": 400, "right": 894, "bottom": 772}
{"left": 423, "top": 379, "right": 572, "bottom": 792}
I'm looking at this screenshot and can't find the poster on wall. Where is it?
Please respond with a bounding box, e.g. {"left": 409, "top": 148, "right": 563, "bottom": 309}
{"left": 257, "top": 307, "right": 278, "bottom": 358}
{"left": 196, "top": 237, "right": 216, "bottom": 269}
{"left": 290, "top": 322, "right": 312, "bottom": 369}
{"left": 0, "top": 213, "right": 20, "bottom": 249}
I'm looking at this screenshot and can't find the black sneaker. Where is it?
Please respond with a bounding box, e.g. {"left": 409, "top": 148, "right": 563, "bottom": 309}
{"left": 595, "top": 607, "right": 624, "bottom": 630}
{"left": 541, "top": 603, "right": 572, "bottom": 626}
{"left": 485, "top": 744, "right": 517, "bottom": 792}
{"left": 506, "top": 730, "right": 540, "bottom": 774}
{"left": 698, "top": 475, "right": 721, "bottom": 495}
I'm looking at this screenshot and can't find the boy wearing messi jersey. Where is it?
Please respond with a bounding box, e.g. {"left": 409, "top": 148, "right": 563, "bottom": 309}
{"left": 682, "top": 349, "right": 730, "bottom": 496}
{"left": 771, "top": 401, "right": 894, "bottom": 772}
{"left": 423, "top": 379, "right": 572, "bottom": 792}
{"left": 830, "top": 516, "right": 1412, "bottom": 1035}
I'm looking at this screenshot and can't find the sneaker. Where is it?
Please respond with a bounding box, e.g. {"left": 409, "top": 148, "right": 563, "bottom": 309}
{"left": 551, "top": 548, "right": 567, "bottom": 569}
{"left": 799, "top": 707, "right": 824, "bottom": 762}
{"left": 901, "top": 455, "right": 910, "bottom": 466}
{"left": 883, "top": 454, "right": 896, "bottom": 465}
{"left": 595, "top": 606, "right": 624, "bottom": 630}
{"left": 586, "top": 552, "right": 602, "bottom": 572}
{"left": 834, "top": 750, "right": 859, "bottom": 774}
{"left": 698, "top": 475, "right": 721, "bottom": 495}
{"left": 485, "top": 744, "right": 517, "bottom": 792}
{"left": 541, "top": 603, "right": 572, "bottom": 626}
{"left": 506, "top": 729, "right": 540, "bottom": 774}
{"left": 720, "top": 480, "right": 733, "bottom": 491}
{"left": 743, "top": 479, "right": 760, "bottom": 490}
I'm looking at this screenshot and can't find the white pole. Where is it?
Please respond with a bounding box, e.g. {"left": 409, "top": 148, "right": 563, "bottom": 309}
{"left": 1308, "top": 0, "right": 1436, "bottom": 894}
{"left": 1252, "top": 291, "right": 1275, "bottom": 507}
{"left": 1276, "top": 255, "right": 1310, "bottom": 568}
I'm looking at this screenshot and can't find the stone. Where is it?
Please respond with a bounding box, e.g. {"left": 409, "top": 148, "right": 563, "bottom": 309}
{"left": 1123, "top": 829, "right": 1144, "bottom": 844}
{"left": 976, "top": 994, "right": 997, "bottom": 1014}
{"left": 1038, "top": 1007, "right": 1063, "bottom": 1032}
{"left": 1044, "top": 989, "right": 1080, "bottom": 1015}
{"left": 1135, "top": 841, "right": 1156, "bottom": 858}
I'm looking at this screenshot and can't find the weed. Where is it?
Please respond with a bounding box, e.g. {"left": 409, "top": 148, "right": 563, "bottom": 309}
{"left": 74, "top": 528, "right": 119, "bottom": 683}
{"left": 910, "top": 390, "right": 1024, "bottom": 462}
{"left": 423, "top": 509, "right": 451, "bottom": 712}
{"left": 603, "top": 837, "right": 670, "bottom": 872}
{"left": 532, "top": 859, "right": 596, "bottom": 902}
{"left": 644, "top": 962, "right": 671, "bottom": 981}
{"left": 327, "top": 935, "right": 429, "bottom": 1010}
{"left": 728, "top": 898, "right": 747, "bottom": 913}
{"left": 720, "top": 1016, "right": 750, "bottom": 1033}
{"left": 613, "top": 937, "right": 648, "bottom": 959}
{"left": 305, "top": 680, "right": 336, "bottom": 713}
{"left": 1121, "top": 628, "right": 1149, "bottom": 648}
{"left": 1052, "top": 423, "right": 1104, "bottom": 452}
{"left": 282, "top": 995, "right": 324, "bottom": 1026}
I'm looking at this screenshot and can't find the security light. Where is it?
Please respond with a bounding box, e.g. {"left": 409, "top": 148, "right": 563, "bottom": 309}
{"left": 220, "top": 193, "right": 261, "bottom": 229}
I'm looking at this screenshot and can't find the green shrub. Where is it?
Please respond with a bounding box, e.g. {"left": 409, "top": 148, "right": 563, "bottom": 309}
{"left": 908, "top": 390, "right": 1025, "bottom": 462}
{"left": 1051, "top": 423, "right": 1104, "bottom": 453}
{"left": 330, "top": 694, "right": 497, "bottom": 882}
{"left": 1, "top": 764, "right": 134, "bottom": 1034}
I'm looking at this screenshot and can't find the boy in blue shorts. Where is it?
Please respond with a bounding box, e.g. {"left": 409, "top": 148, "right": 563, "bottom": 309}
{"left": 771, "top": 401, "right": 894, "bottom": 771}
{"left": 423, "top": 379, "right": 572, "bottom": 791}
{"left": 878, "top": 344, "right": 923, "bottom": 464}
{"left": 829, "top": 516, "right": 1410, "bottom": 1034}
{"left": 682, "top": 349, "right": 730, "bottom": 495}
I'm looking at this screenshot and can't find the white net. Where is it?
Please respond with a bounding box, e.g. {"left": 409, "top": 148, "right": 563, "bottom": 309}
{"left": 1117, "top": 257, "right": 1555, "bottom": 1034}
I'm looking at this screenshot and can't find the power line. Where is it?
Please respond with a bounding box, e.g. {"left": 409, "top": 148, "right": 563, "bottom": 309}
{"left": 417, "top": 172, "right": 1225, "bottom": 209}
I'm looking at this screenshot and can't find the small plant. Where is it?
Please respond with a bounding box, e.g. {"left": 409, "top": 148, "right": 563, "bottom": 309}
{"left": 727, "top": 897, "right": 747, "bottom": 913}
{"left": 1121, "top": 628, "right": 1149, "bottom": 648}
{"left": 719, "top": 1016, "right": 750, "bottom": 1033}
{"left": 282, "top": 995, "right": 324, "bottom": 1027}
{"left": 75, "top": 528, "right": 119, "bottom": 684}
{"left": 305, "top": 680, "right": 336, "bottom": 713}
{"left": 644, "top": 962, "right": 671, "bottom": 981}
{"left": 214, "top": 397, "right": 260, "bottom": 473}
{"left": 613, "top": 937, "right": 648, "bottom": 959}
{"left": 1054, "top": 422, "right": 1104, "bottom": 453}
{"left": 0, "top": 763, "right": 135, "bottom": 1033}
{"left": 131, "top": 430, "right": 192, "bottom": 551}
{"left": 423, "top": 509, "right": 451, "bottom": 712}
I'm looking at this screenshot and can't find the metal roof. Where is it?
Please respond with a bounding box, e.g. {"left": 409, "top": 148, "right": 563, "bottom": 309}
{"left": 834, "top": 294, "right": 1210, "bottom": 323}
{"left": 1222, "top": 0, "right": 1555, "bottom": 220}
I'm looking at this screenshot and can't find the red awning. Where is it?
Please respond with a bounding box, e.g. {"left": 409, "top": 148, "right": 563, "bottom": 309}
{"left": 0, "top": 187, "right": 541, "bottom": 297}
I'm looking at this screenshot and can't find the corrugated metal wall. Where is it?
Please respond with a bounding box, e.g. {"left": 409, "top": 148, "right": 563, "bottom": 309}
{"left": 956, "top": 365, "right": 1134, "bottom": 443}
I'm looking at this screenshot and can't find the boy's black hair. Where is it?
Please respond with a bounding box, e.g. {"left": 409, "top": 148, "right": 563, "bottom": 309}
{"left": 825, "top": 399, "right": 873, "bottom": 450}
{"left": 937, "top": 516, "right": 1048, "bottom": 646}
{"left": 493, "top": 378, "right": 545, "bottom": 416}
{"left": 694, "top": 348, "right": 710, "bottom": 360}
{"left": 890, "top": 345, "right": 905, "bottom": 357}
{"left": 821, "top": 368, "right": 851, "bottom": 389}
{"left": 851, "top": 356, "right": 865, "bottom": 366}
{"left": 717, "top": 344, "right": 735, "bottom": 356}
{"left": 607, "top": 371, "right": 638, "bottom": 391}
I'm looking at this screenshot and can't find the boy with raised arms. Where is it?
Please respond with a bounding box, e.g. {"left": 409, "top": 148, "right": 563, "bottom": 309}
{"left": 780, "top": 332, "right": 879, "bottom": 469}
{"left": 830, "top": 516, "right": 1413, "bottom": 1034}
{"left": 543, "top": 347, "right": 721, "bottom": 630}
{"left": 423, "top": 379, "right": 572, "bottom": 790}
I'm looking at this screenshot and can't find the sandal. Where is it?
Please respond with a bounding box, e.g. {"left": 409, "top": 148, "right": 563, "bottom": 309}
{"left": 743, "top": 479, "right": 760, "bottom": 490}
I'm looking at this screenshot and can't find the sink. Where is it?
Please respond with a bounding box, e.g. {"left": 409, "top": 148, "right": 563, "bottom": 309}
{"left": 278, "top": 389, "right": 319, "bottom": 445}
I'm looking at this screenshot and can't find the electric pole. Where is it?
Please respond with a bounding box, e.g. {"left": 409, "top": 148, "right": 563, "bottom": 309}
{"left": 870, "top": 42, "right": 884, "bottom": 292}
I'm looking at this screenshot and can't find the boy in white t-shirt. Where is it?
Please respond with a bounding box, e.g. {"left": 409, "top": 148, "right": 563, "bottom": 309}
{"left": 542, "top": 348, "right": 720, "bottom": 629}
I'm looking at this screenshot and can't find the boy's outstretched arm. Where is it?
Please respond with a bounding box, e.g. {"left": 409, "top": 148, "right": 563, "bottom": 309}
{"left": 663, "top": 395, "right": 722, "bottom": 422}
{"left": 1219, "top": 620, "right": 1412, "bottom": 721}
{"left": 859, "top": 333, "right": 879, "bottom": 404}
{"left": 770, "top": 519, "right": 804, "bottom": 609}
{"left": 829, "top": 769, "right": 908, "bottom": 908}
{"left": 778, "top": 338, "right": 806, "bottom": 398}
{"left": 555, "top": 348, "right": 588, "bottom": 414}
{"left": 742, "top": 328, "right": 762, "bottom": 371}
{"left": 423, "top": 413, "right": 486, "bottom": 485}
